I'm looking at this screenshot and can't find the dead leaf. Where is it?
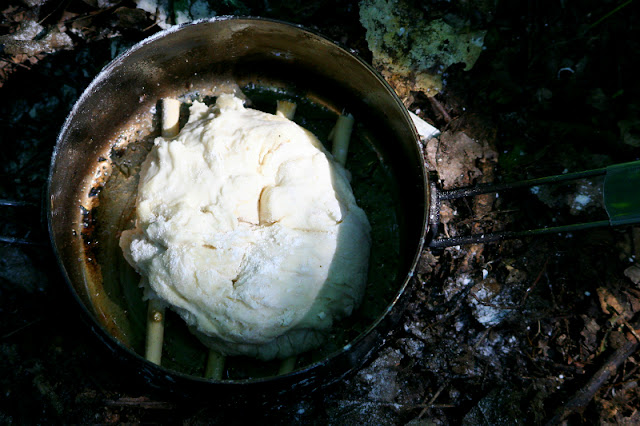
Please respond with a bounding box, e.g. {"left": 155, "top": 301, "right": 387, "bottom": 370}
{"left": 0, "top": 22, "right": 73, "bottom": 56}
{"left": 597, "top": 287, "right": 627, "bottom": 317}
{"left": 624, "top": 265, "right": 640, "bottom": 285}
{"left": 580, "top": 314, "right": 601, "bottom": 353}
{"left": 425, "top": 131, "right": 492, "bottom": 189}
{"left": 624, "top": 288, "right": 640, "bottom": 315}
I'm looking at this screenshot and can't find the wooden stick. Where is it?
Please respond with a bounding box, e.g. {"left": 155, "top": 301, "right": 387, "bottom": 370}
{"left": 161, "top": 98, "right": 181, "bottom": 138}
{"left": 144, "top": 98, "right": 181, "bottom": 365}
{"left": 145, "top": 299, "right": 165, "bottom": 365}
{"left": 329, "top": 113, "right": 354, "bottom": 166}
{"left": 276, "top": 100, "right": 297, "bottom": 120}
{"left": 278, "top": 111, "right": 356, "bottom": 375}
{"left": 276, "top": 99, "right": 300, "bottom": 376}
{"left": 278, "top": 356, "right": 297, "bottom": 375}
{"left": 205, "top": 350, "right": 225, "bottom": 380}
{"left": 546, "top": 320, "right": 640, "bottom": 424}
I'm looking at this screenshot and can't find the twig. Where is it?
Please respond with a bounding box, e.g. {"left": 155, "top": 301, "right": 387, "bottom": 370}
{"left": 37, "top": 0, "right": 73, "bottom": 25}
{"left": 1, "top": 318, "right": 42, "bottom": 339}
{"left": 588, "top": 0, "right": 635, "bottom": 30}
{"left": 604, "top": 303, "right": 640, "bottom": 343}
{"left": 418, "top": 382, "right": 448, "bottom": 419}
{"left": 142, "top": 21, "right": 159, "bottom": 32}
{"left": 520, "top": 258, "right": 549, "bottom": 306}
{"left": 473, "top": 327, "right": 492, "bottom": 349}
{"left": 620, "top": 317, "right": 640, "bottom": 343}
{"left": 546, "top": 320, "right": 640, "bottom": 425}
{"left": 427, "top": 96, "right": 452, "bottom": 124}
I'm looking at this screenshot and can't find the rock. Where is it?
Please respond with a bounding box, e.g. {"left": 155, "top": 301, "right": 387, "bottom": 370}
{"left": 398, "top": 338, "right": 425, "bottom": 358}
{"left": 468, "top": 278, "right": 510, "bottom": 327}
{"left": 443, "top": 273, "right": 472, "bottom": 301}
{"left": 360, "top": 0, "right": 486, "bottom": 98}
{"left": 568, "top": 180, "right": 602, "bottom": 215}
{"left": 356, "top": 347, "right": 404, "bottom": 402}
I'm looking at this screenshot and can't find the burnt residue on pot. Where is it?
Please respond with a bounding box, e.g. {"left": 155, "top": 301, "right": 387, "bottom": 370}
{"left": 79, "top": 206, "right": 98, "bottom": 261}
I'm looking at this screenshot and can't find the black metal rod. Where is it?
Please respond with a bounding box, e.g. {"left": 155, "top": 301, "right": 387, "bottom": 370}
{"left": 439, "top": 167, "right": 607, "bottom": 200}
{"left": 428, "top": 219, "right": 611, "bottom": 249}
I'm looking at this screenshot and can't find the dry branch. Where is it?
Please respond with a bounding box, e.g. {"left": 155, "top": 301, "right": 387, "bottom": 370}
{"left": 546, "top": 320, "right": 640, "bottom": 425}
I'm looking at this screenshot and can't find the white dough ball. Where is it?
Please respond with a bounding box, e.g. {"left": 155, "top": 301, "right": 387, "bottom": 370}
{"left": 120, "top": 94, "right": 371, "bottom": 360}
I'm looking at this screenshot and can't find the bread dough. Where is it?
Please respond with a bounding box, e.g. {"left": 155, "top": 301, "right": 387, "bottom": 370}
{"left": 120, "top": 94, "right": 371, "bottom": 360}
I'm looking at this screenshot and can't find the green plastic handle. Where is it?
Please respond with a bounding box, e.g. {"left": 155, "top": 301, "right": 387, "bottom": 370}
{"left": 604, "top": 160, "right": 640, "bottom": 226}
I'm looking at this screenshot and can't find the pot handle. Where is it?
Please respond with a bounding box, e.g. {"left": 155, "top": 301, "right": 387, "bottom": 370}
{"left": 0, "top": 198, "right": 48, "bottom": 246}
{"left": 428, "top": 160, "right": 640, "bottom": 249}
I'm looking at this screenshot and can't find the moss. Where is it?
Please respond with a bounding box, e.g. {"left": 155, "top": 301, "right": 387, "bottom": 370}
{"left": 360, "top": 0, "right": 486, "bottom": 96}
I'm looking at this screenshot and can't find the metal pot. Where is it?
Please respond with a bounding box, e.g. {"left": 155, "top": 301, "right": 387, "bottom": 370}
{"left": 48, "top": 17, "right": 428, "bottom": 400}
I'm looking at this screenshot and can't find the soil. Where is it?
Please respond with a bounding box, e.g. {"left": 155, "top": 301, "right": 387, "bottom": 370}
{"left": 2, "top": 0, "right": 639, "bottom": 424}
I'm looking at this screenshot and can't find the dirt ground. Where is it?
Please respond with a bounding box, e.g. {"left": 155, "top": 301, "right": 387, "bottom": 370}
{"left": 1, "top": 0, "right": 640, "bottom": 424}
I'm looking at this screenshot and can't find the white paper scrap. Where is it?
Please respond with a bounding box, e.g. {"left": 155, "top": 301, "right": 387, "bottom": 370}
{"left": 409, "top": 111, "right": 440, "bottom": 140}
